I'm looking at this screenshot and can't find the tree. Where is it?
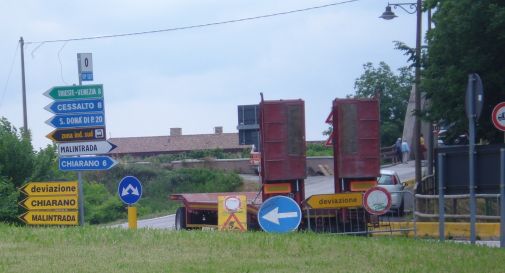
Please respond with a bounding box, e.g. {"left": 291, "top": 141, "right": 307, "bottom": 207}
{"left": 0, "top": 117, "right": 34, "bottom": 187}
{"left": 423, "top": 0, "right": 505, "bottom": 143}
{"left": 352, "top": 62, "right": 413, "bottom": 146}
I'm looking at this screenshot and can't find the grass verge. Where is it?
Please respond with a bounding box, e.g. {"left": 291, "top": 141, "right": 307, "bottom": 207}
{"left": 1, "top": 224, "right": 504, "bottom": 273}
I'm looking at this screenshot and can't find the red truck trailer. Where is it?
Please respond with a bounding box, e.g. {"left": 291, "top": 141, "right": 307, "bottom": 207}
{"left": 171, "top": 96, "right": 380, "bottom": 232}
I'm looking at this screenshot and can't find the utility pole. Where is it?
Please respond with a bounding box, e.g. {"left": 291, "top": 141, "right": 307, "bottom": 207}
{"left": 20, "top": 37, "right": 28, "bottom": 135}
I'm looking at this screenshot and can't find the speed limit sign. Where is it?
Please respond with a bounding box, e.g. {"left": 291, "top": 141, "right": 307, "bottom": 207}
{"left": 491, "top": 102, "right": 505, "bottom": 132}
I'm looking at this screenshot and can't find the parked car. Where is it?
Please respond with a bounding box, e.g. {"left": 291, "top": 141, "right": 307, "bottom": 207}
{"left": 377, "top": 169, "right": 405, "bottom": 215}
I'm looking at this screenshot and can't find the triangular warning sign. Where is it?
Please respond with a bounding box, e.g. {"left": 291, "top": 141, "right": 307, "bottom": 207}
{"left": 221, "top": 213, "right": 246, "bottom": 231}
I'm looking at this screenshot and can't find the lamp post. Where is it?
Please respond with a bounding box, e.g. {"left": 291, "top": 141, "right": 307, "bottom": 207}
{"left": 380, "top": 0, "right": 423, "bottom": 185}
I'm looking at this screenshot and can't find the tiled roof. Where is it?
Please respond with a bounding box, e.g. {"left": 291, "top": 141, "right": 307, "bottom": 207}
{"left": 108, "top": 133, "right": 249, "bottom": 155}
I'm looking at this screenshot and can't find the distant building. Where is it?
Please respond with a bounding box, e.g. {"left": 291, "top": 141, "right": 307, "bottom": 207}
{"left": 108, "top": 127, "right": 250, "bottom": 158}
{"left": 237, "top": 104, "right": 260, "bottom": 151}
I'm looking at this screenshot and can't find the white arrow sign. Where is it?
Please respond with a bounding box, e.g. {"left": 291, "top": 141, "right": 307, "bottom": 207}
{"left": 57, "top": 141, "right": 117, "bottom": 156}
{"left": 262, "top": 207, "right": 298, "bottom": 225}
{"left": 121, "top": 184, "right": 140, "bottom": 197}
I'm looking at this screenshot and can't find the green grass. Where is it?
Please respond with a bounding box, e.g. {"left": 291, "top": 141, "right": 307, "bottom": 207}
{"left": 0, "top": 224, "right": 503, "bottom": 273}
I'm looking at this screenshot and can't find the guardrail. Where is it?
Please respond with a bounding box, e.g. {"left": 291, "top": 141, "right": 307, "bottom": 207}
{"left": 380, "top": 144, "right": 398, "bottom": 165}
{"left": 302, "top": 190, "right": 415, "bottom": 236}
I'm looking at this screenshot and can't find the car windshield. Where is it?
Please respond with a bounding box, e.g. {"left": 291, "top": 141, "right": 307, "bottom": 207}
{"left": 378, "top": 174, "right": 394, "bottom": 185}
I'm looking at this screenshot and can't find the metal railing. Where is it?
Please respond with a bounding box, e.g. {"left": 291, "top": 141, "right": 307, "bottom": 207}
{"left": 302, "top": 191, "right": 416, "bottom": 236}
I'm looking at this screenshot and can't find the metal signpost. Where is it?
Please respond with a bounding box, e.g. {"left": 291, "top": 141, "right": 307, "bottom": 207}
{"left": 118, "top": 176, "right": 143, "bottom": 229}
{"left": 258, "top": 196, "right": 301, "bottom": 233}
{"left": 41, "top": 54, "right": 117, "bottom": 226}
{"left": 465, "top": 73, "right": 484, "bottom": 244}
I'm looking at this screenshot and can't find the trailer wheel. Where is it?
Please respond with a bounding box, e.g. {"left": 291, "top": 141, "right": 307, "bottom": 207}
{"left": 175, "top": 207, "right": 187, "bottom": 230}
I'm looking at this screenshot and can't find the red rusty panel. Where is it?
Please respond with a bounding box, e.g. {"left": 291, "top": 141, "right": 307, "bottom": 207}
{"left": 332, "top": 98, "right": 380, "bottom": 180}
{"left": 260, "top": 99, "right": 306, "bottom": 182}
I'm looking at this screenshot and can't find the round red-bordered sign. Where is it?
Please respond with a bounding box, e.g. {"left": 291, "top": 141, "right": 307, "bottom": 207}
{"left": 363, "top": 187, "right": 392, "bottom": 215}
{"left": 492, "top": 102, "right": 505, "bottom": 132}
{"left": 224, "top": 196, "right": 241, "bottom": 212}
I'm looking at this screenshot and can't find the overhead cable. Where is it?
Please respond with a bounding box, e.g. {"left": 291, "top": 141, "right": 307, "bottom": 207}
{"left": 25, "top": 0, "right": 359, "bottom": 45}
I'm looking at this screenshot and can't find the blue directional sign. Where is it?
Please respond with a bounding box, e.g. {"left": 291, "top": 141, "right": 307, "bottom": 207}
{"left": 118, "top": 176, "right": 142, "bottom": 205}
{"left": 45, "top": 98, "right": 104, "bottom": 115}
{"left": 59, "top": 156, "right": 118, "bottom": 171}
{"left": 258, "top": 196, "right": 302, "bottom": 233}
{"left": 46, "top": 112, "right": 105, "bottom": 129}
{"left": 81, "top": 72, "right": 93, "bottom": 81}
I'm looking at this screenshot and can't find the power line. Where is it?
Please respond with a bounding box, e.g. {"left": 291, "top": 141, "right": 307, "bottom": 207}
{"left": 25, "top": 0, "right": 359, "bottom": 45}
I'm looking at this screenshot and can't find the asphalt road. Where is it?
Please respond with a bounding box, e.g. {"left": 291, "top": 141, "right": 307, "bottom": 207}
{"left": 114, "top": 162, "right": 416, "bottom": 230}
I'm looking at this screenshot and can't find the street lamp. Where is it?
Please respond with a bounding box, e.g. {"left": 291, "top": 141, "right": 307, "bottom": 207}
{"left": 380, "top": 0, "right": 423, "bottom": 185}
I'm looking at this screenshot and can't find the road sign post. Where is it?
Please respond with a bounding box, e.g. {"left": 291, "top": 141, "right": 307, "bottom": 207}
{"left": 466, "top": 73, "right": 484, "bottom": 245}
{"left": 258, "top": 196, "right": 301, "bottom": 233}
{"left": 118, "top": 176, "right": 142, "bottom": 230}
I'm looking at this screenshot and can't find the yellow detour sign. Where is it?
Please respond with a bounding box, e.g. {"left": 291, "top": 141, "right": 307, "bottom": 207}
{"left": 19, "top": 211, "right": 78, "bottom": 225}
{"left": 20, "top": 181, "right": 78, "bottom": 196}
{"left": 19, "top": 195, "right": 78, "bottom": 210}
{"left": 218, "top": 195, "right": 247, "bottom": 231}
{"left": 306, "top": 193, "right": 363, "bottom": 209}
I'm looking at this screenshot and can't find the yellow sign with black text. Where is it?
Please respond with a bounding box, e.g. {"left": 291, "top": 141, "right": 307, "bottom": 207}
{"left": 218, "top": 195, "right": 247, "bottom": 231}
{"left": 305, "top": 193, "right": 363, "bottom": 209}
{"left": 20, "top": 181, "right": 78, "bottom": 196}
{"left": 19, "top": 211, "right": 78, "bottom": 225}
{"left": 19, "top": 195, "right": 78, "bottom": 210}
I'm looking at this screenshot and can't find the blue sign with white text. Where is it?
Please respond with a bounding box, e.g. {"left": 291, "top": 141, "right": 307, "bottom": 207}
{"left": 118, "top": 176, "right": 142, "bottom": 205}
{"left": 46, "top": 112, "right": 105, "bottom": 128}
{"left": 45, "top": 98, "right": 104, "bottom": 115}
{"left": 81, "top": 72, "right": 93, "bottom": 81}
{"left": 258, "top": 196, "right": 301, "bottom": 233}
{"left": 59, "top": 156, "right": 117, "bottom": 171}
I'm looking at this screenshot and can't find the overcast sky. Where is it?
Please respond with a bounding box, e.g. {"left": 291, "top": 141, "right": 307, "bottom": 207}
{"left": 0, "top": 0, "right": 422, "bottom": 149}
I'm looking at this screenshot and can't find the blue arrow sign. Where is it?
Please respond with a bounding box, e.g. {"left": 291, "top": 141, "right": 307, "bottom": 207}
{"left": 45, "top": 98, "right": 104, "bottom": 115}
{"left": 59, "top": 156, "right": 118, "bottom": 171}
{"left": 258, "top": 196, "right": 302, "bottom": 233}
{"left": 46, "top": 113, "right": 105, "bottom": 128}
{"left": 118, "top": 176, "right": 142, "bottom": 205}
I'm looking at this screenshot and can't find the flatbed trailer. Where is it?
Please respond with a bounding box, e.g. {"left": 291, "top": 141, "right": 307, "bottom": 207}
{"left": 171, "top": 192, "right": 262, "bottom": 230}
{"left": 170, "top": 96, "right": 381, "bottom": 232}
